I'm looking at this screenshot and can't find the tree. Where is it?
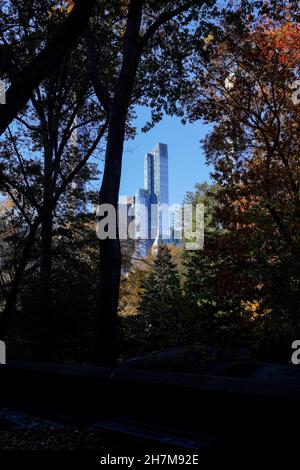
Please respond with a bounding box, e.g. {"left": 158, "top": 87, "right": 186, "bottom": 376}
{"left": 184, "top": 182, "right": 220, "bottom": 234}
{"left": 0, "top": 18, "right": 107, "bottom": 340}
{"left": 138, "top": 244, "right": 185, "bottom": 350}
{"left": 89, "top": 0, "right": 287, "bottom": 364}
{"left": 188, "top": 8, "right": 300, "bottom": 246}
{"left": 183, "top": 182, "right": 251, "bottom": 348}
{"left": 183, "top": 6, "right": 300, "bottom": 358}
{"left": 119, "top": 262, "right": 150, "bottom": 318}
{"left": 88, "top": 0, "right": 229, "bottom": 364}
{"left": 0, "top": 0, "right": 97, "bottom": 136}
{"left": 18, "top": 209, "right": 100, "bottom": 362}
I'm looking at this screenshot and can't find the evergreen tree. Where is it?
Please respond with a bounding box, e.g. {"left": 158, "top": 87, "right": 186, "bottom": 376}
{"left": 138, "top": 244, "right": 185, "bottom": 351}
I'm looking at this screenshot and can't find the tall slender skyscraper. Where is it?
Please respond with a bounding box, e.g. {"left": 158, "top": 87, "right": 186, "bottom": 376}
{"left": 134, "top": 143, "right": 170, "bottom": 258}
{"left": 152, "top": 143, "right": 169, "bottom": 206}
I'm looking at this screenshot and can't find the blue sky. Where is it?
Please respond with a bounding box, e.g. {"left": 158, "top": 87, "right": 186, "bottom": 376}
{"left": 120, "top": 106, "right": 212, "bottom": 204}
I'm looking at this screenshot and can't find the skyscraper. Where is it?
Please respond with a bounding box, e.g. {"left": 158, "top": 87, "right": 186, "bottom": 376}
{"left": 134, "top": 143, "right": 171, "bottom": 258}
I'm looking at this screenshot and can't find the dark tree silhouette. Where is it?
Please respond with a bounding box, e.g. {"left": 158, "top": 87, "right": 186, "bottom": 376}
{"left": 0, "top": 0, "right": 96, "bottom": 136}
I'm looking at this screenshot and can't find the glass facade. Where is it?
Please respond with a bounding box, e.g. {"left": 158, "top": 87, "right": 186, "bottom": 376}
{"left": 152, "top": 143, "right": 169, "bottom": 206}
{"left": 134, "top": 143, "right": 171, "bottom": 258}
{"left": 133, "top": 191, "right": 149, "bottom": 258}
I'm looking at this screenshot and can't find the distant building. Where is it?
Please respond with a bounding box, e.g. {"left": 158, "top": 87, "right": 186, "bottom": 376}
{"left": 120, "top": 143, "right": 177, "bottom": 259}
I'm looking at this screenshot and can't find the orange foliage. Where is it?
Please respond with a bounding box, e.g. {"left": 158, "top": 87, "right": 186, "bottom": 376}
{"left": 49, "top": 1, "right": 74, "bottom": 17}
{"left": 64, "top": 0, "right": 74, "bottom": 12}
{"left": 252, "top": 20, "right": 300, "bottom": 66}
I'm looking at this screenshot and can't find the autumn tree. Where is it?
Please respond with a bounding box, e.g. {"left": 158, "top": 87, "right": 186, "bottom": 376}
{"left": 184, "top": 6, "right": 300, "bottom": 357}
{"left": 119, "top": 262, "right": 150, "bottom": 318}
{"left": 189, "top": 7, "right": 300, "bottom": 241}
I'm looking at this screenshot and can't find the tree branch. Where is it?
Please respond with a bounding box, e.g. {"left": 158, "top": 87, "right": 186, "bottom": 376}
{"left": 54, "top": 120, "right": 108, "bottom": 206}
{"left": 140, "top": 0, "right": 205, "bottom": 47}
{"left": 0, "top": 0, "right": 97, "bottom": 136}
{"left": 86, "top": 28, "right": 111, "bottom": 113}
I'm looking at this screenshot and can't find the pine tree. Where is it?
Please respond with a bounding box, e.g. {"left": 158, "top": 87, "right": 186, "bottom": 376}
{"left": 138, "top": 244, "right": 185, "bottom": 351}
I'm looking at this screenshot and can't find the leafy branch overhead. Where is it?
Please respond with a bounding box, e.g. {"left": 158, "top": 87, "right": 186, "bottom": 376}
{"left": 0, "top": 0, "right": 97, "bottom": 136}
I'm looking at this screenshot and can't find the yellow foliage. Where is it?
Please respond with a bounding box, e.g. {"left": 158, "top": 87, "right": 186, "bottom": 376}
{"left": 119, "top": 267, "right": 147, "bottom": 317}
{"left": 204, "top": 33, "right": 214, "bottom": 44}
{"left": 48, "top": 1, "right": 74, "bottom": 18}
{"left": 241, "top": 298, "right": 272, "bottom": 320}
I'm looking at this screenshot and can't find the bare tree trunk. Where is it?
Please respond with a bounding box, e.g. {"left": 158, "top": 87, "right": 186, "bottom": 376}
{"left": 40, "top": 138, "right": 54, "bottom": 288}
{"left": 96, "top": 109, "right": 128, "bottom": 365}
{"left": 40, "top": 210, "right": 53, "bottom": 287}
{"left": 37, "top": 149, "right": 54, "bottom": 360}
{"left": 95, "top": 1, "right": 143, "bottom": 365}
